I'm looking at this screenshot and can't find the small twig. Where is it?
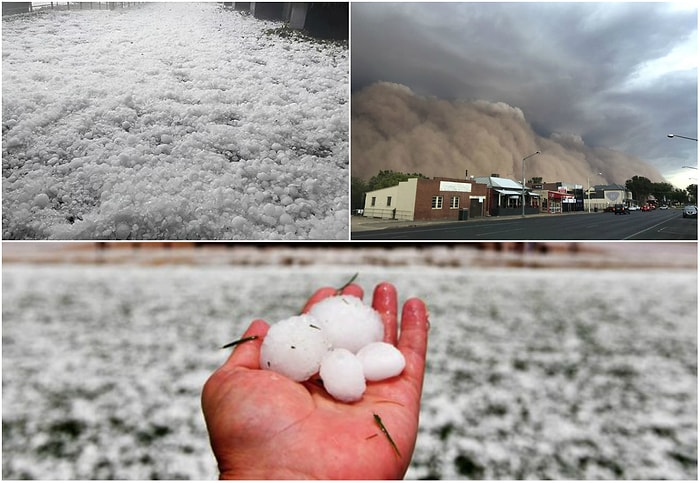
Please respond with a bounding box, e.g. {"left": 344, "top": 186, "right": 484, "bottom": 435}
{"left": 373, "top": 413, "right": 401, "bottom": 458}
{"left": 336, "top": 272, "right": 359, "bottom": 294}
{"left": 221, "top": 335, "right": 258, "bottom": 349}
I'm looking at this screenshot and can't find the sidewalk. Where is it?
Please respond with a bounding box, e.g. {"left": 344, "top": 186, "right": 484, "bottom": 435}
{"left": 351, "top": 210, "right": 598, "bottom": 232}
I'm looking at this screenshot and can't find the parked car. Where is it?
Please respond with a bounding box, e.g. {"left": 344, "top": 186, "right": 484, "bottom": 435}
{"left": 682, "top": 205, "right": 697, "bottom": 218}
{"left": 641, "top": 204, "right": 651, "bottom": 212}
{"left": 628, "top": 205, "right": 640, "bottom": 211}
{"left": 613, "top": 204, "right": 630, "bottom": 215}
{"left": 659, "top": 205, "right": 669, "bottom": 210}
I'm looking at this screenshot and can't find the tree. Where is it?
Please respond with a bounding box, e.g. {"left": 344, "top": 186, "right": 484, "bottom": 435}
{"left": 686, "top": 184, "right": 697, "bottom": 204}
{"left": 650, "top": 181, "right": 675, "bottom": 204}
{"left": 670, "top": 188, "right": 688, "bottom": 205}
{"left": 625, "top": 176, "right": 653, "bottom": 202}
{"left": 366, "top": 170, "right": 427, "bottom": 191}
{"left": 351, "top": 177, "right": 368, "bottom": 211}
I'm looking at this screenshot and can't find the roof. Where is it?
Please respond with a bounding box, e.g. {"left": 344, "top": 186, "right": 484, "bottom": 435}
{"left": 495, "top": 189, "right": 522, "bottom": 196}
{"left": 594, "top": 183, "right": 627, "bottom": 191}
{"left": 472, "top": 176, "right": 524, "bottom": 190}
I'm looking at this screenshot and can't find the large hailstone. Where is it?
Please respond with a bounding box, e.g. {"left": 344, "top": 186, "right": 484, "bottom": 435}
{"left": 259, "top": 315, "right": 329, "bottom": 382}
{"left": 308, "top": 295, "right": 384, "bottom": 353}
{"left": 319, "top": 348, "right": 366, "bottom": 402}
{"left": 356, "top": 342, "right": 406, "bottom": 381}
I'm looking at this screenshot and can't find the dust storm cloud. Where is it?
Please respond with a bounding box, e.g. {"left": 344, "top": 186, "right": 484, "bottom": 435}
{"left": 352, "top": 82, "right": 666, "bottom": 186}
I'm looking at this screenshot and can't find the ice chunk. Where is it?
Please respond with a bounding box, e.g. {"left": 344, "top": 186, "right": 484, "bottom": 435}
{"left": 356, "top": 342, "right": 406, "bottom": 381}
{"left": 115, "top": 223, "right": 131, "bottom": 240}
{"left": 33, "top": 193, "right": 50, "bottom": 209}
{"left": 320, "top": 348, "right": 366, "bottom": 402}
{"left": 260, "top": 315, "right": 329, "bottom": 382}
{"left": 308, "top": 295, "right": 384, "bottom": 353}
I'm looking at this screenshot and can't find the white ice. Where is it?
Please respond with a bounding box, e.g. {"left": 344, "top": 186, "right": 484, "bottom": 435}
{"left": 308, "top": 295, "right": 384, "bottom": 353}
{"left": 259, "top": 315, "right": 329, "bottom": 382}
{"left": 319, "top": 348, "right": 366, "bottom": 402}
{"left": 2, "top": 3, "right": 348, "bottom": 240}
{"left": 356, "top": 341, "right": 406, "bottom": 381}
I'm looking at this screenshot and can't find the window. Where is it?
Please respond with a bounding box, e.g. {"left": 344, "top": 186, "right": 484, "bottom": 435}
{"left": 450, "top": 196, "right": 459, "bottom": 209}
{"left": 431, "top": 196, "right": 443, "bottom": 209}
{"left": 371, "top": 196, "right": 376, "bottom": 207}
{"left": 386, "top": 196, "right": 392, "bottom": 207}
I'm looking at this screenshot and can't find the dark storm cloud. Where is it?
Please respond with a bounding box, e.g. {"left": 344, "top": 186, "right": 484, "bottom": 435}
{"left": 352, "top": 2, "right": 697, "bottom": 187}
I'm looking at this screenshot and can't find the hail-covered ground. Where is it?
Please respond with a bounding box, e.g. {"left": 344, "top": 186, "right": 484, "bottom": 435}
{"left": 2, "top": 263, "right": 696, "bottom": 479}
{"left": 2, "top": 3, "right": 348, "bottom": 239}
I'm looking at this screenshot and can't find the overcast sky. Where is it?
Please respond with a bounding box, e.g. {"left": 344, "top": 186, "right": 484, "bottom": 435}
{"left": 352, "top": 2, "right": 698, "bottom": 188}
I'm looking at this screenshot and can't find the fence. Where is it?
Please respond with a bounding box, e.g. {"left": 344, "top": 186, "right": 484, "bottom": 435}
{"left": 3, "top": 3, "right": 142, "bottom": 16}
{"left": 362, "top": 207, "right": 414, "bottom": 221}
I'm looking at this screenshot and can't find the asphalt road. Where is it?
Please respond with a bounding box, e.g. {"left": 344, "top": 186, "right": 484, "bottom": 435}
{"left": 352, "top": 209, "right": 698, "bottom": 240}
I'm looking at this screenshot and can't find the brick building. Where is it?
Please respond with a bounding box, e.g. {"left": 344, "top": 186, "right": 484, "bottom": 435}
{"left": 362, "top": 177, "right": 489, "bottom": 221}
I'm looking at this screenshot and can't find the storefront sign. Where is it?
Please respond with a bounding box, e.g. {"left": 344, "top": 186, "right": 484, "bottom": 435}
{"left": 439, "top": 181, "right": 472, "bottom": 192}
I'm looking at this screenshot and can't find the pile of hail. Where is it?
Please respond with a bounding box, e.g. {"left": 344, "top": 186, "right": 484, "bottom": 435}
{"left": 259, "top": 295, "right": 406, "bottom": 402}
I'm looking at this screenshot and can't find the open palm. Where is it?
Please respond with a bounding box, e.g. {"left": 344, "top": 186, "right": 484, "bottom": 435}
{"left": 201, "top": 282, "right": 429, "bottom": 479}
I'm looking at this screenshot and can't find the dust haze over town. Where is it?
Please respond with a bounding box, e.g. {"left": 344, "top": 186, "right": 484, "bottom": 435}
{"left": 351, "top": 3, "right": 697, "bottom": 189}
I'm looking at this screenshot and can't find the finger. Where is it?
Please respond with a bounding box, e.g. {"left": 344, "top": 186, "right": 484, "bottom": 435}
{"left": 372, "top": 282, "right": 398, "bottom": 345}
{"left": 221, "top": 319, "right": 269, "bottom": 370}
{"left": 300, "top": 287, "right": 336, "bottom": 313}
{"left": 397, "top": 298, "right": 429, "bottom": 393}
{"left": 340, "top": 282, "right": 363, "bottom": 299}
{"left": 300, "top": 283, "right": 364, "bottom": 313}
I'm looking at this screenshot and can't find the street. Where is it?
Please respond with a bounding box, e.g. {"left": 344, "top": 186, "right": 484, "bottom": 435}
{"left": 352, "top": 209, "right": 698, "bottom": 240}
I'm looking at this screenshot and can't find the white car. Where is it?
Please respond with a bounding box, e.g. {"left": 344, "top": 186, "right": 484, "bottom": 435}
{"left": 682, "top": 205, "right": 697, "bottom": 218}
{"left": 628, "top": 205, "right": 640, "bottom": 211}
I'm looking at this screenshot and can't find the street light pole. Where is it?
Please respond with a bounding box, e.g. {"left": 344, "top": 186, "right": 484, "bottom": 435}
{"left": 521, "top": 151, "right": 541, "bottom": 218}
{"left": 667, "top": 133, "right": 698, "bottom": 141}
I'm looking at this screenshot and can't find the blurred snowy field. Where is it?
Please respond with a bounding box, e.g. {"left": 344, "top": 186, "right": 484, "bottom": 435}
{"left": 3, "top": 263, "right": 696, "bottom": 479}
{"left": 2, "top": 3, "right": 348, "bottom": 240}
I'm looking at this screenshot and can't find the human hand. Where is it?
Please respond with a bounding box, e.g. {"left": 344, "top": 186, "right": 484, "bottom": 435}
{"left": 201, "top": 282, "right": 429, "bottom": 479}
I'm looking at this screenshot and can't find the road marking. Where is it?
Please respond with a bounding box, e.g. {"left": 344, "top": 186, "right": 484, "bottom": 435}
{"left": 656, "top": 227, "right": 687, "bottom": 235}
{"left": 623, "top": 217, "right": 679, "bottom": 240}
{"left": 472, "top": 227, "right": 526, "bottom": 237}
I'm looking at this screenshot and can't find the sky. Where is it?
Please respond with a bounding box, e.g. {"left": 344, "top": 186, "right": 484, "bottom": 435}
{"left": 351, "top": 2, "right": 698, "bottom": 189}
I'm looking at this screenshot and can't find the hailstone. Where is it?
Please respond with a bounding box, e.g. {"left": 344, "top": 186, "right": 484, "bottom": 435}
{"left": 319, "top": 348, "right": 366, "bottom": 402}
{"left": 308, "top": 295, "right": 384, "bottom": 353}
{"left": 259, "top": 315, "right": 329, "bottom": 382}
{"left": 256, "top": 287, "right": 412, "bottom": 403}
{"left": 33, "top": 193, "right": 50, "bottom": 209}
{"left": 356, "top": 342, "right": 406, "bottom": 381}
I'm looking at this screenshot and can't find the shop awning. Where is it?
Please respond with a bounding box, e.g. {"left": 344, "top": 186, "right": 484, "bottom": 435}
{"left": 548, "top": 191, "right": 574, "bottom": 199}
{"left": 496, "top": 189, "right": 522, "bottom": 196}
